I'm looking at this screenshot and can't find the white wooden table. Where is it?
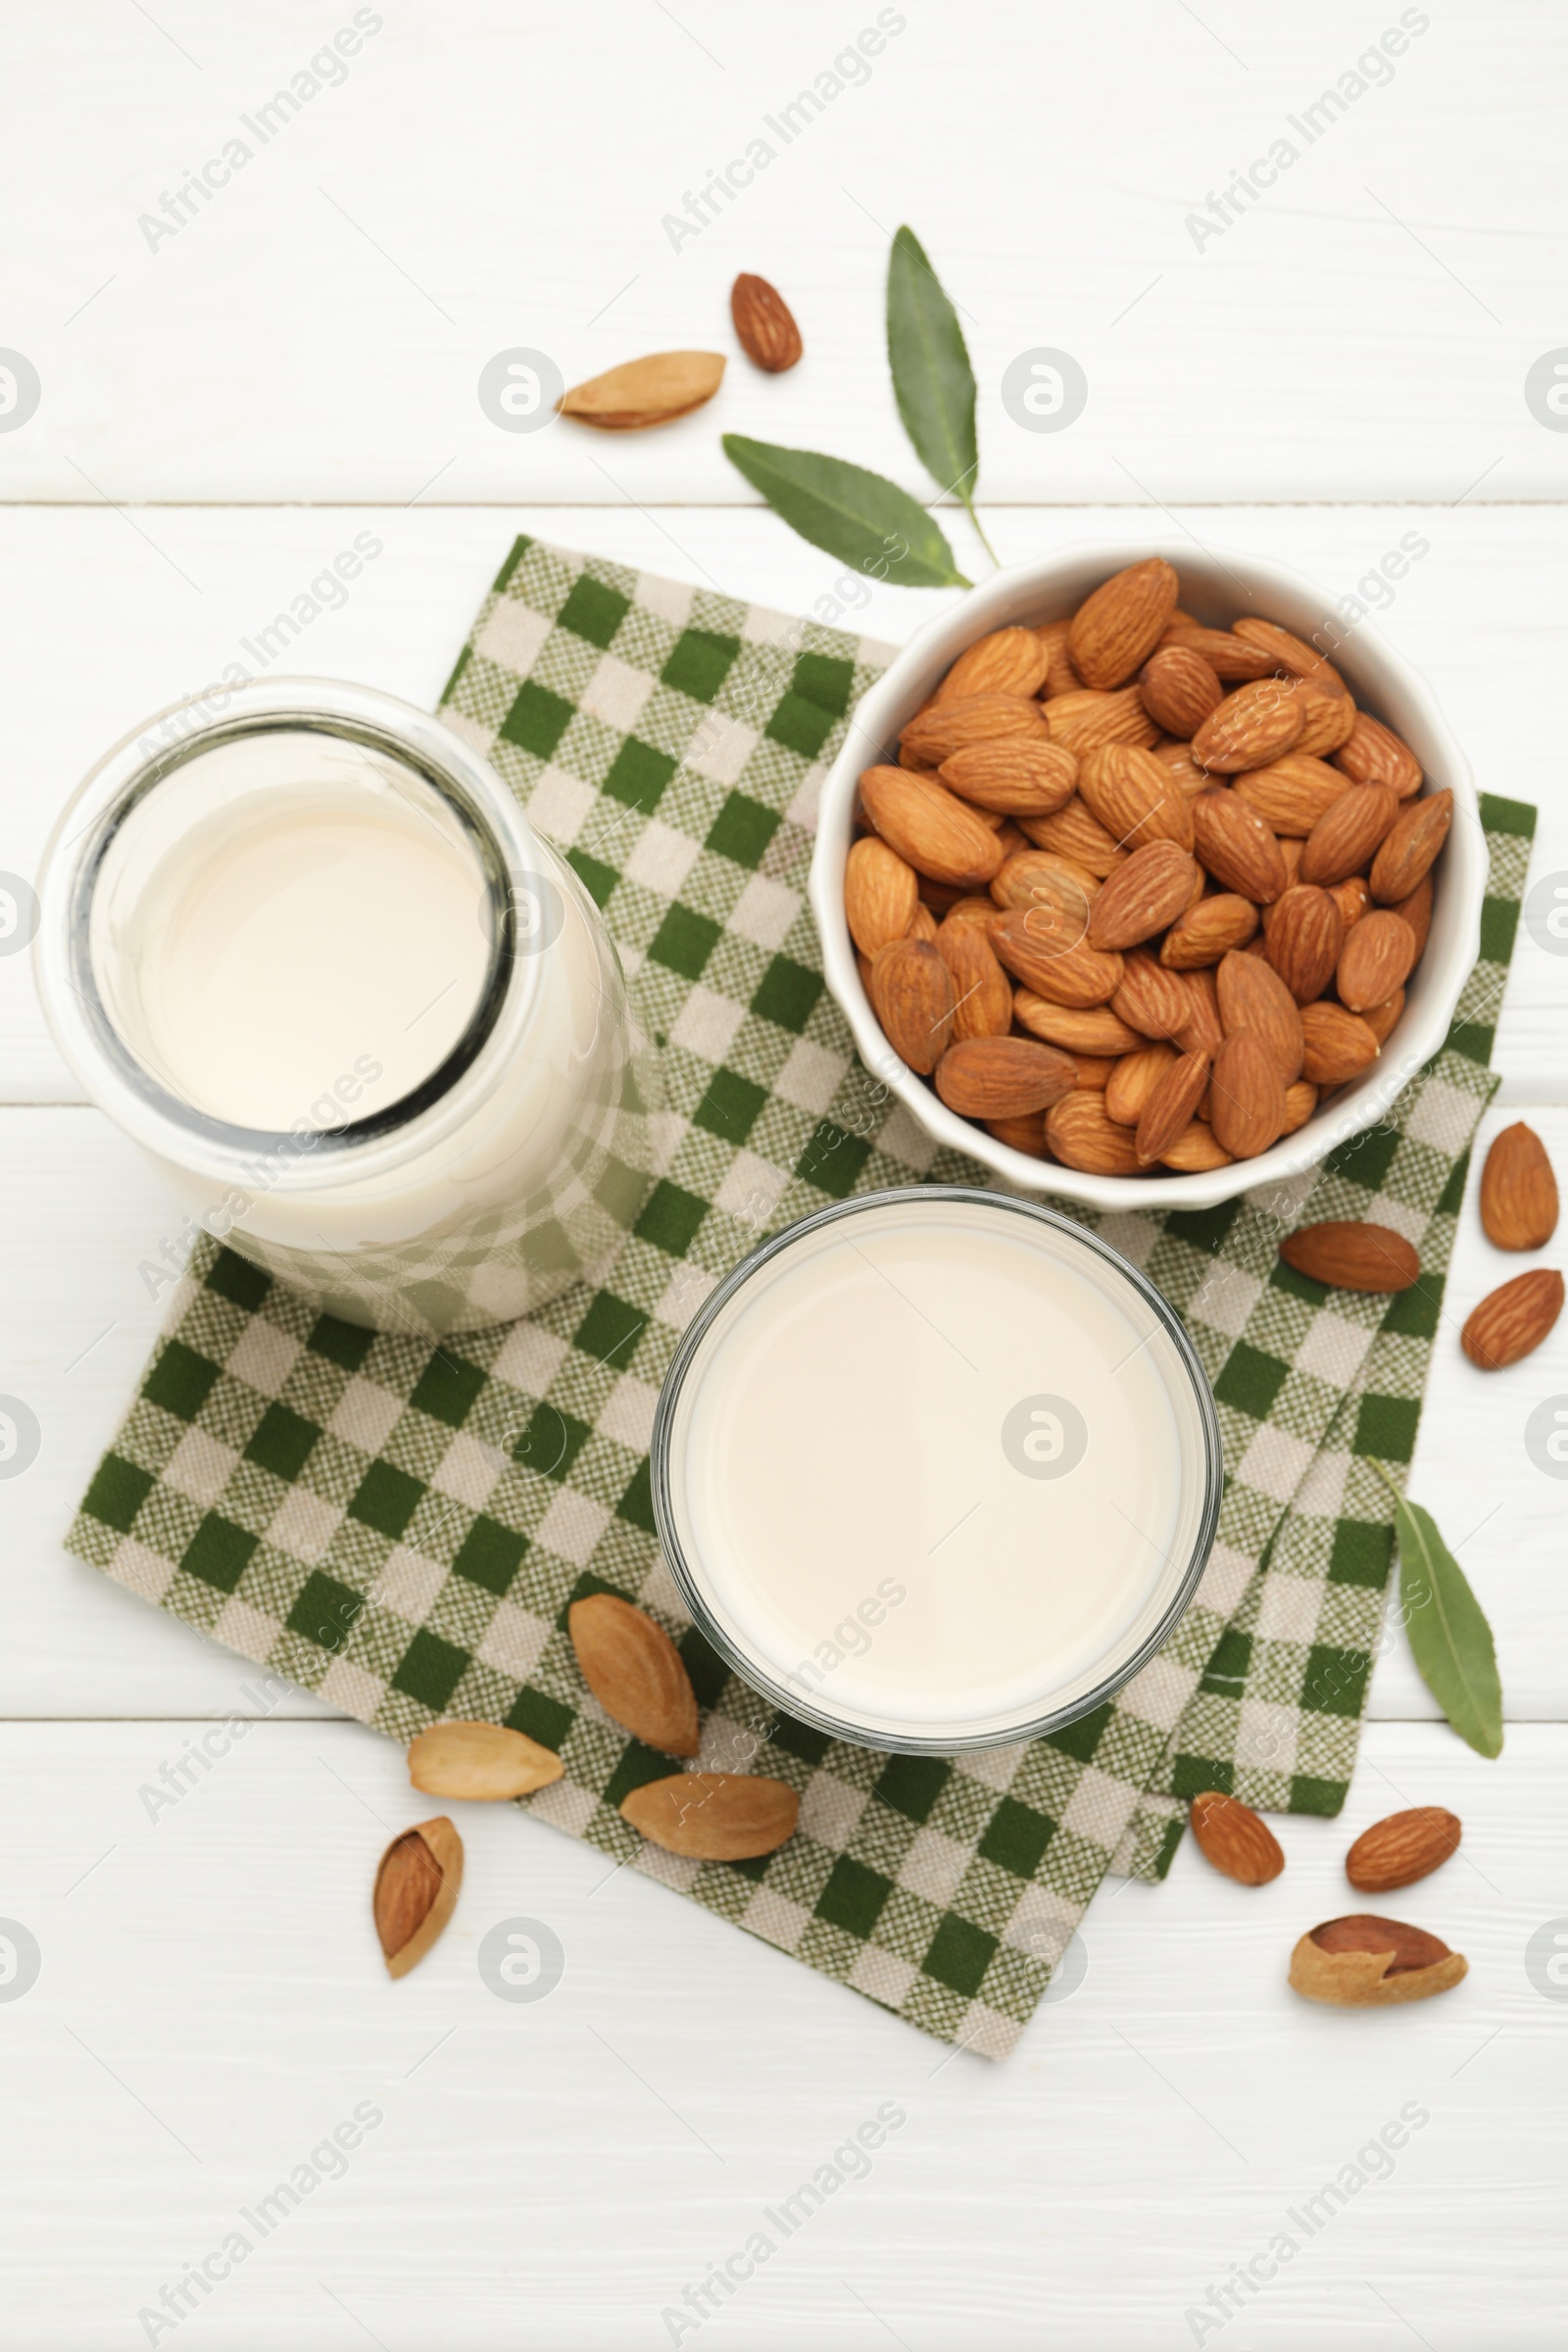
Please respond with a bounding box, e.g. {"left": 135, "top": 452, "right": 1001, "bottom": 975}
{"left": 3, "top": 6, "right": 1566, "bottom": 2343}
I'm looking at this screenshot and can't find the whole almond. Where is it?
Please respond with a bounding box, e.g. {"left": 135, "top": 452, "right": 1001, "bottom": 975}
{"left": 1013, "top": 995, "right": 1150, "bottom": 1057}
{"left": 1087, "top": 840, "right": 1200, "bottom": 951}
{"left": 1045, "top": 1092, "right": 1144, "bottom": 1174}
{"left": 1337, "top": 908, "right": 1417, "bottom": 1012}
{"left": 1363, "top": 988, "right": 1404, "bottom": 1045}
{"left": 1281, "top": 1079, "right": 1318, "bottom": 1134}
{"left": 934, "top": 917, "right": 1013, "bottom": 1039}
{"left": 1135, "top": 1050, "right": 1212, "bottom": 1164}
{"left": 1174, "top": 964, "right": 1224, "bottom": 1055}
{"left": 1293, "top": 678, "right": 1358, "bottom": 757}
{"left": 939, "top": 738, "right": 1077, "bottom": 816}
{"left": 844, "top": 836, "right": 919, "bottom": 956}
{"left": 568, "top": 1593, "right": 701, "bottom": 1756}
{"left": 1019, "top": 797, "right": 1129, "bottom": 876}
{"left": 1078, "top": 744, "right": 1196, "bottom": 851}
{"left": 990, "top": 849, "right": 1096, "bottom": 931}
{"left": 990, "top": 906, "right": 1124, "bottom": 1006}
{"left": 1480, "top": 1122, "right": 1559, "bottom": 1250}
{"left": 1209, "top": 1030, "right": 1288, "bottom": 1160}
{"left": 620, "top": 1771, "right": 799, "bottom": 1861}
{"left": 1043, "top": 685, "right": 1160, "bottom": 755}
{"left": 1190, "top": 1789, "right": 1285, "bottom": 1886}
{"left": 1299, "top": 784, "right": 1399, "bottom": 888}
{"left": 730, "top": 274, "right": 803, "bottom": 372}
{"left": 560, "top": 351, "right": 725, "bottom": 430}
{"left": 1347, "top": 1807, "right": 1462, "bottom": 1894}
{"left": 1264, "top": 885, "right": 1344, "bottom": 1003}
{"left": 935, "top": 1036, "right": 1078, "bottom": 1120}
{"left": 870, "top": 938, "right": 956, "bottom": 1073}
{"left": 1231, "top": 616, "right": 1347, "bottom": 695}
{"left": 1215, "top": 949, "right": 1304, "bottom": 1083}
{"left": 1104, "top": 1043, "right": 1177, "bottom": 1126}
{"left": 1138, "top": 643, "right": 1223, "bottom": 737}
{"left": 1068, "top": 557, "right": 1180, "bottom": 688}
{"left": 936, "top": 625, "right": 1051, "bottom": 704}
{"left": 985, "top": 1111, "right": 1048, "bottom": 1156}
{"left": 1112, "top": 948, "right": 1191, "bottom": 1041}
{"left": 859, "top": 765, "right": 1004, "bottom": 889}
{"left": 1191, "top": 791, "right": 1289, "bottom": 904}
{"left": 1160, "top": 624, "right": 1279, "bottom": 680}
{"left": 1158, "top": 1120, "right": 1234, "bottom": 1171}
{"left": 1191, "top": 678, "right": 1305, "bottom": 773}
{"left": 373, "top": 1817, "right": 463, "bottom": 1980}
{"left": 1461, "top": 1268, "right": 1566, "bottom": 1370}
{"left": 1232, "top": 754, "right": 1349, "bottom": 837}
{"left": 1278, "top": 1221, "right": 1421, "bottom": 1293}
{"left": 1300, "top": 1002, "right": 1381, "bottom": 1086}
{"left": 1369, "top": 789, "right": 1452, "bottom": 904}
{"left": 1390, "top": 870, "right": 1434, "bottom": 957}
{"left": 408, "top": 1722, "right": 564, "bottom": 1801}
{"left": 1335, "top": 710, "right": 1422, "bottom": 798}
{"left": 900, "top": 694, "right": 1050, "bottom": 767}
{"left": 1290, "top": 1914, "right": 1466, "bottom": 2005}
{"left": 1159, "top": 893, "right": 1260, "bottom": 970}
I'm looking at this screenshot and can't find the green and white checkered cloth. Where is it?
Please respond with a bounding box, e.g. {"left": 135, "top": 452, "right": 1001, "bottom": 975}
{"left": 66, "top": 538, "right": 1534, "bottom": 2059}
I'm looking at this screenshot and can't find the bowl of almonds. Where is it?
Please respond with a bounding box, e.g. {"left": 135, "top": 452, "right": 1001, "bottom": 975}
{"left": 809, "top": 543, "right": 1486, "bottom": 1206}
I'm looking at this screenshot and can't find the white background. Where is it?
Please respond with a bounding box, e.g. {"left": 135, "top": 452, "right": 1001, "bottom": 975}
{"left": 2, "top": 4, "right": 1567, "bottom": 2346}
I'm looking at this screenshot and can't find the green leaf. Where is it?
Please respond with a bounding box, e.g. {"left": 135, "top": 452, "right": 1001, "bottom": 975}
{"left": 720, "top": 434, "right": 970, "bottom": 589}
{"left": 886, "top": 225, "right": 995, "bottom": 564}
{"left": 1373, "top": 1464, "right": 1503, "bottom": 1758}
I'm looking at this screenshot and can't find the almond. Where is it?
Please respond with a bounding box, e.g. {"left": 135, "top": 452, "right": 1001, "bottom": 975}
{"left": 1087, "top": 840, "right": 1200, "bottom": 950}
{"left": 1480, "top": 1121, "right": 1559, "bottom": 1251}
{"left": 1232, "top": 754, "right": 1349, "bottom": 836}
{"left": 1278, "top": 1221, "right": 1421, "bottom": 1293}
{"left": 934, "top": 917, "right": 1013, "bottom": 1039}
{"left": 408, "top": 1722, "right": 564, "bottom": 1801}
{"left": 990, "top": 906, "right": 1124, "bottom": 1006}
{"left": 900, "top": 694, "right": 1050, "bottom": 767}
{"left": 1231, "top": 617, "right": 1347, "bottom": 695}
{"left": 1461, "top": 1268, "right": 1566, "bottom": 1370}
{"left": 620, "top": 1772, "right": 799, "bottom": 1861}
{"left": 1104, "top": 1043, "right": 1178, "bottom": 1126}
{"left": 1281, "top": 1079, "right": 1318, "bottom": 1135}
{"left": 936, "top": 625, "right": 1051, "bottom": 704}
{"left": 373, "top": 1817, "right": 463, "bottom": 1980}
{"left": 990, "top": 849, "right": 1096, "bottom": 932}
{"left": 1215, "top": 948, "right": 1304, "bottom": 1083}
{"left": 1209, "top": 1030, "right": 1288, "bottom": 1160}
{"left": 1263, "top": 885, "right": 1344, "bottom": 1003}
{"left": 1331, "top": 875, "right": 1371, "bottom": 929}
{"left": 1390, "top": 870, "right": 1434, "bottom": 958}
{"left": 568, "top": 1593, "right": 701, "bottom": 1756}
{"left": 559, "top": 350, "right": 725, "bottom": 429}
{"left": 1363, "top": 989, "right": 1404, "bottom": 1044}
{"left": 1191, "top": 791, "right": 1289, "bottom": 903}
{"left": 938, "top": 738, "right": 1078, "bottom": 816}
{"left": 870, "top": 938, "right": 956, "bottom": 1073}
{"left": 1068, "top": 1054, "right": 1117, "bottom": 1089}
{"left": 906, "top": 902, "right": 939, "bottom": 943}
{"left": 1369, "top": 789, "right": 1452, "bottom": 904}
{"left": 1191, "top": 678, "right": 1305, "bottom": 773}
{"left": 1346, "top": 1807, "right": 1462, "bottom": 1894}
{"left": 1158, "top": 1120, "right": 1233, "bottom": 1171}
{"left": 730, "top": 274, "right": 803, "bottom": 372}
{"left": 1292, "top": 678, "right": 1358, "bottom": 757}
{"left": 1160, "top": 624, "right": 1279, "bottom": 680}
{"left": 1190, "top": 1789, "right": 1285, "bottom": 1885}
{"left": 1159, "top": 893, "right": 1259, "bottom": 969}
{"left": 1044, "top": 1091, "right": 1144, "bottom": 1175}
{"left": 1034, "top": 616, "right": 1083, "bottom": 696}
{"left": 1152, "top": 740, "right": 1210, "bottom": 797}
{"left": 1299, "top": 1002, "right": 1379, "bottom": 1086}
{"left": 1043, "top": 685, "right": 1160, "bottom": 755}
{"left": 844, "top": 836, "right": 919, "bottom": 956}
{"left": 1337, "top": 908, "right": 1418, "bottom": 1012}
{"left": 1335, "top": 710, "right": 1422, "bottom": 798}
{"left": 985, "top": 1111, "right": 1048, "bottom": 1156}
{"left": 1067, "top": 557, "right": 1180, "bottom": 688}
{"left": 945, "top": 891, "right": 1007, "bottom": 930}
{"left": 1078, "top": 744, "right": 1196, "bottom": 851}
{"left": 1175, "top": 965, "right": 1223, "bottom": 1055}
{"left": 1111, "top": 948, "right": 1191, "bottom": 1041}
{"left": 1299, "top": 783, "right": 1399, "bottom": 888}
{"left": 935, "top": 1035, "right": 1078, "bottom": 1120}
{"left": 1018, "top": 797, "right": 1129, "bottom": 876}
{"left": 859, "top": 765, "right": 1004, "bottom": 890}
{"left": 1013, "top": 995, "right": 1150, "bottom": 1057}
{"left": 1135, "top": 1050, "right": 1212, "bottom": 1164}
{"left": 1137, "top": 643, "right": 1223, "bottom": 738}
{"left": 1290, "top": 1915, "right": 1466, "bottom": 2006}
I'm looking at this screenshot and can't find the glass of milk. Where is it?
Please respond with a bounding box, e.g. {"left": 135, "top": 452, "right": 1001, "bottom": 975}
{"left": 652, "top": 1188, "right": 1221, "bottom": 1752}
{"left": 35, "top": 678, "right": 657, "bottom": 1336}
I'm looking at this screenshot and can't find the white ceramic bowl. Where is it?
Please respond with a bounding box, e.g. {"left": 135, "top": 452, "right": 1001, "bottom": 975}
{"left": 809, "top": 538, "right": 1485, "bottom": 1210}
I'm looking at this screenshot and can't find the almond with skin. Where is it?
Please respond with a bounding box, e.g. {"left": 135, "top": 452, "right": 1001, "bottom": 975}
{"left": 1160, "top": 625, "right": 1278, "bottom": 680}
{"left": 1300, "top": 1002, "right": 1380, "bottom": 1086}
{"left": 989, "top": 850, "right": 1096, "bottom": 932}
{"left": 1335, "top": 710, "right": 1422, "bottom": 798}
{"left": 1330, "top": 874, "right": 1372, "bottom": 930}
{"left": 1137, "top": 643, "right": 1223, "bottom": 737}
{"left": 730, "top": 274, "right": 803, "bottom": 371}
{"left": 1279, "top": 1221, "right": 1420, "bottom": 1293}
{"left": 1292, "top": 677, "right": 1358, "bottom": 757}
{"left": 1390, "top": 870, "right": 1434, "bottom": 957}
{"left": 1347, "top": 1808, "right": 1462, "bottom": 1893}
{"left": 620, "top": 1772, "right": 799, "bottom": 1861}
{"left": 1159, "top": 893, "right": 1259, "bottom": 970}
{"left": 1087, "top": 840, "right": 1200, "bottom": 951}
{"left": 934, "top": 917, "right": 1012, "bottom": 1039}
{"left": 1175, "top": 965, "right": 1224, "bottom": 1055}
{"left": 844, "top": 836, "right": 918, "bottom": 956}
{"left": 1068, "top": 1054, "right": 1117, "bottom": 1090}
{"left": 1280, "top": 1079, "right": 1318, "bottom": 1135}
{"left": 1190, "top": 1789, "right": 1285, "bottom": 1886}
{"left": 938, "top": 738, "right": 1078, "bottom": 816}
{"left": 1215, "top": 948, "right": 1304, "bottom": 1083}
{"left": 990, "top": 906, "right": 1123, "bottom": 1006}
{"left": 1067, "top": 557, "right": 1180, "bottom": 688}
{"left": 568, "top": 1593, "right": 701, "bottom": 1756}
{"left": 1461, "top": 1268, "right": 1566, "bottom": 1370}
{"left": 1078, "top": 744, "right": 1196, "bottom": 851}
{"left": 935, "top": 625, "right": 1051, "bottom": 704}
{"left": 906, "top": 902, "right": 939, "bottom": 943}
{"left": 408, "top": 1722, "right": 564, "bottom": 1801}
{"left": 1299, "top": 783, "right": 1399, "bottom": 888}
{"left": 559, "top": 351, "right": 725, "bottom": 429}
{"left": 1191, "top": 678, "right": 1305, "bottom": 772}
{"left": 1045, "top": 1092, "right": 1144, "bottom": 1175}
{"left": 1103, "top": 1043, "right": 1178, "bottom": 1126}
{"left": 1034, "top": 616, "right": 1083, "bottom": 696}
{"left": 374, "top": 1818, "right": 463, "bottom": 1980}
{"left": 935, "top": 1036, "right": 1078, "bottom": 1120}
{"left": 1043, "top": 685, "right": 1160, "bottom": 755}
{"left": 1363, "top": 989, "right": 1404, "bottom": 1044}
{"left": 985, "top": 1111, "right": 1048, "bottom": 1156}
{"left": 1191, "top": 791, "right": 1289, "bottom": 904}
{"left": 1263, "top": 885, "right": 1344, "bottom": 1003}
{"left": 1231, "top": 616, "right": 1348, "bottom": 695}
{"left": 870, "top": 939, "right": 956, "bottom": 1073}
{"left": 1135, "top": 1050, "right": 1212, "bottom": 1165}
{"left": 1480, "top": 1122, "right": 1559, "bottom": 1250}
{"left": 1158, "top": 1121, "right": 1233, "bottom": 1171}
{"left": 1337, "top": 908, "right": 1417, "bottom": 1012}
{"left": 1209, "top": 1030, "right": 1288, "bottom": 1160}
{"left": 1289, "top": 1915, "right": 1466, "bottom": 2006}
{"left": 1012, "top": 995, "right": 1150, "bottom": 1057}
{"left": 859, "top": 766, "right": 1004, "bottom": 890}
{"left": 1112, "top": 948, "right": 1191, "bottom": 1041}
{"left": 900, "top": 694, "right": 1050, "bottom": 768}
{"left": 1018, "top": 797, "right": 1129, "bottom": 876}
{"left": 1369, "top": 789, "right": 1452, "bottom": 903}
{"left": 945, "top": 891, "right": 1007, "bottom": 930}
{"left": 1232, "top": 754, "right": 1349, "bottom": 836}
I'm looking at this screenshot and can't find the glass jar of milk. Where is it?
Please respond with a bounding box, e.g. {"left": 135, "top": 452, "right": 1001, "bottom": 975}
{"left": 35, "top": 679, "right": 658, "bottom": 1336}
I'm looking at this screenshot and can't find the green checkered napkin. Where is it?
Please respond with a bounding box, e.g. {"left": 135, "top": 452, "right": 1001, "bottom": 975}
{"left": 66, "top": 538, "right": 1534, "bottom": 2059}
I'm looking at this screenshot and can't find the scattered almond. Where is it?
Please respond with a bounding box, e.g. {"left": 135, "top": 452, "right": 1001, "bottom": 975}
{"left": 1190, "top": 1789, "right": 1285, "bottom": 1885}
{"left": 559, "top": 351, "right": 725, "bottom": 430}
{"left": 1461, "top": 1268, "right": 1565, "bottom": 1370}
{"left": 730, "top": 273, "right": 803, "bottom": 372}
{"left": 1346, "top": 1808, "right": 1461, "bottom": 1894}
{"left": 1278, "top": 1220, "right": 1421, "bottom": 1294}
{"left": 568, "top": 1593, "right": 701, "bottom": 1757}
{"left": 373, "top": 1818, "right": 463, "bottom": 1980}
{"left": 408, "top": 1722, "right": 564, "bottom": 1801}
{"left": 1289, "top": 1914, "right": 1466, "bottom": 2006}
{"left": 1480, "top": 1122, "right": 1559, "bottom": 1251}
{"left": 620, "top": 1772, "right": 799, "bottom": 1860}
